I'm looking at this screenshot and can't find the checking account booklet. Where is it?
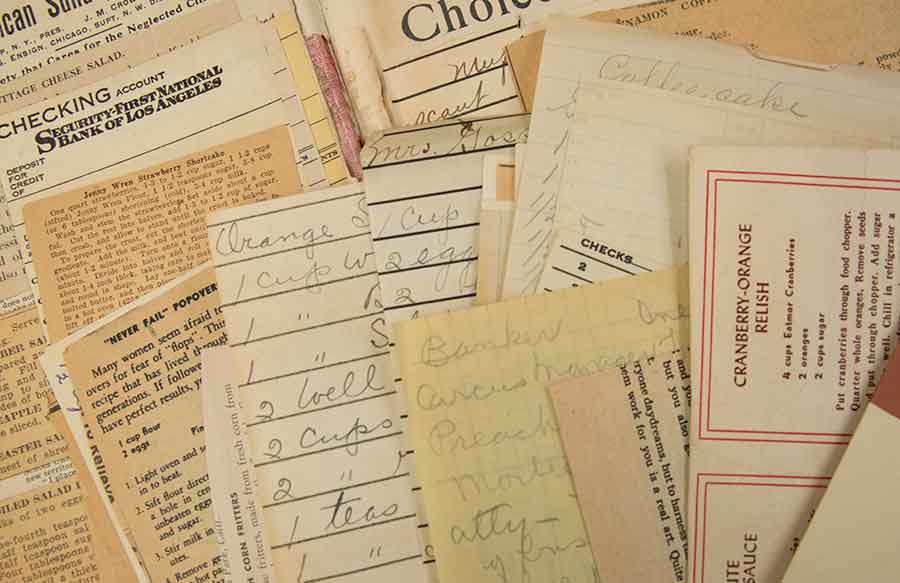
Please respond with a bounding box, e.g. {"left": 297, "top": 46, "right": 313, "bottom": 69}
{"left": 687, "top": 146, "right": 900, "bottom": 583}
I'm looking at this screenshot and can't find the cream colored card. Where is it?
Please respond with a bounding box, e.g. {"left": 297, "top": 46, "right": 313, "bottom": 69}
{"left": 201, "top": 348, "right": 275, "bottom": 583}
{"left": 24, "top": 126, "right": 300, "bottom": 344}
{"left": 0, "top": 0, "right": 243, "bottom": 115}
{"left": 207, "top": 185, "right": 428, "bottom": 583}
{"left": 62, "top": 265, "right": 228, "bottom": 583}
{"left": 0, "top": 0, "right": 259, "bottom": 111}
{"left": 508, "top": 0, "right": 900, "bottom": 112}
{"left": 0, "top": 20, "right": 291, "bottom": 327}
{"left": 476, "top": 153, "right": 516, "bottom": 305}
{"left": 549, "top": 350, "right": 691, "bottom": 583}
{"left": 362, "top": 114, "right": 528, "bottom": 322}
{"left": 318, "top": 0, "right": 642, "bottom": 130}
{"left": 0, "top": 307, "right": 139, "bottom": 583}
{"left": 783, "top": 349, "right": 900, "bottom": 583}
{"left": 364, "top": 118, "right": 530, "bottom": 579}
{"left": 395, "top": 267, "right": 689, "bottom": 583}
{"left": 502, "top": 17, "right": 900, "bottom": 298}
{"left": 688, "top": 146, "right": 900, "bottom": 583}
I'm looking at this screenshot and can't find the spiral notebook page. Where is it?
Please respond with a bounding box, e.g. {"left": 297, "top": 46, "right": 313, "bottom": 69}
{"left": 207, "top": 185, "right": 427, "bottom": 583}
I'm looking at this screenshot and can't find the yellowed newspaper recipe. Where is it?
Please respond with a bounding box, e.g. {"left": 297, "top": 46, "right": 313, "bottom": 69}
{"left": 63, "top": 265, "right": 230, "bottom": 583}
{"left": 0, "top": 306, "right": 139, "bottom": 583}
{"left": 24, "top": 126, "right": 300, "bottom": 343}
{"left": 0, "top": 20, "right": 291, "bottom": 324}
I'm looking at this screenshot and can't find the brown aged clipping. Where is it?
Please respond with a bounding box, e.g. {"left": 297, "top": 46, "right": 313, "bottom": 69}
{"left": 24, "top": 126, "right": 301, "bottom": 343}
{"left": 0, "top": 307, "right": 137, "bottom": 583}
{"left": 63, "top": 266, "right": 228, "bottom": 583}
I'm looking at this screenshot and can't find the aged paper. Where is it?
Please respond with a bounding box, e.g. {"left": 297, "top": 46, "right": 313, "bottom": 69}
{"left": 24, "top": 126, "right": 300, "bottom": 343}
{"left": 207, "top": 186, "right": 427, "bottom": 583}
{"left": 0, "top": 306, "right": 63, "bottom": 475}
{"left": 201, "top": 348, "right": 275, "bottom": 583}
{"left": 688, "top": 147, "right": 900, "bottom": 583}
{"left": 0, "top": 210, "right": 31, "bottom": 313}
{"left": 475, "top": 153, "right": 516, "bottom": 305}
{"left": 783, "top": 350, "right": 900, "bottom": 583}
{"left": 364, "top": 117, "right": 530, "bottom": 578}
{"left": 0, "top": 20, "right": 292, "bottom": 314}
{"left": 293, "top": 0, "right": 366, "bottom": 181}
{"left": 0, "top": 0, "right": 243, "bottom": 313}
{"left": 0, "top": 0, "right": 267, "bottom": 110}
{"left": 0, "top": 0, "right": 243, "bottom": 115}
{"left": 539, "top": 231, "right": 654, "bottom": 291}
{"left": 63, "top": 266, "right": 228, "bottom": 583}
{"left": 549, "top": 351, "right": 691, "bottom": 583}
{"left": 395, "top": 267, "right": 689, "bottom": 583}
{"left": 508, "top": 0, "right": 900, "bottom": 111}
{"left": 362, "top": 115, "right": 528, "bottom": 321}
{"left": 46, "top": 400, "right": 145, "bottom": 582}
{"left": 318, "top": 0, "right": 642, "bottom": 129}
{"left": 0, "top": 3, "right": 305, "bottom": 162}
{"left": 503, "top": 17, "right": 900, "bottom": 298}
{"left": 0, "top": 306, "right": 138, "bottom": 583}
{"left": 275, "top": 12, "right": 354, "bottom": 187}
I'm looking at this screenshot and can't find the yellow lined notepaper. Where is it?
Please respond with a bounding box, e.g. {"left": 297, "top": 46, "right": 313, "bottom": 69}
{"left": 395, "top": 267, "right": 689, "bottom": 583}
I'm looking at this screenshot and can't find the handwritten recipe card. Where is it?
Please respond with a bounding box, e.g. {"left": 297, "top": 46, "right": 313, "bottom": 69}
{"left": 395, "top": 267, "right": 690, "bottom": 583}
{"left": 207, "top": 185, "right": 427, "bottom": 583}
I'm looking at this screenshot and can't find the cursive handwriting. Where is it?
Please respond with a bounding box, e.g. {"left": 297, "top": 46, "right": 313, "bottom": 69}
{"left": 637, "top": 299, "right": 689, "bottom": 326}
{"left": 296, "top": 363, "right": 385, "bottom": 413}
{"left": 446, "top": 455, "right": 570, "bottom": 502}
{"left": 363, "top": 133, "right": 433, "bottom": 168}
{"left": 299, "top": 416, "right": 393, "bottom": 456}
{"left": 322, "top": 490, "right": 399, "bottom": 531}
{"left": 427, "top": 405, "right": 557, "bottom": 456}
{"left": 419, "top": 318, "right": 563, "bottom": 367}
{"left": 448, "top": 119, "right": 528, "bottom": 155}
{"left": 451, "top": 50, "right": 508, "bottom": 84}
{"left": 415, "top": 79, "right": 491, "bottom": 125}
{"left": 532, "top": 329, "right": 681, "bottom": 384}
{"left": 214, "top": 221, "right": 334, "bottom": 258}
{"left": 384, "top": 243, "right": 476, "bottom": 272}
{"left": 417, "top": 377, "right": 528, "bottom": 411}
{"left": 255, "top": 261, "right": 332, "bottom": 293}
{"left": 598, "top": 54, "right": 808, "bottom": 118}
{"left": 453, "top": 503, "right": 590, "bottom": 583}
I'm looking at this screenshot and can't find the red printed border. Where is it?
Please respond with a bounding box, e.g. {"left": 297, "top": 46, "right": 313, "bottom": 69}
{"left": 697, "top": 170, "right": 900, "bottom": 444}
{"left": 690, "top": 472, "right": 830, "bottom": 583}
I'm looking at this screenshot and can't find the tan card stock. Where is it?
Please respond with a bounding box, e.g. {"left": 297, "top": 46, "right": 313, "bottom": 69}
{"left": 783, "top": 349, "right": 900, "bottom": 583}
{"left": 549, "top": 350, "right": 691, "bottom": 583}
